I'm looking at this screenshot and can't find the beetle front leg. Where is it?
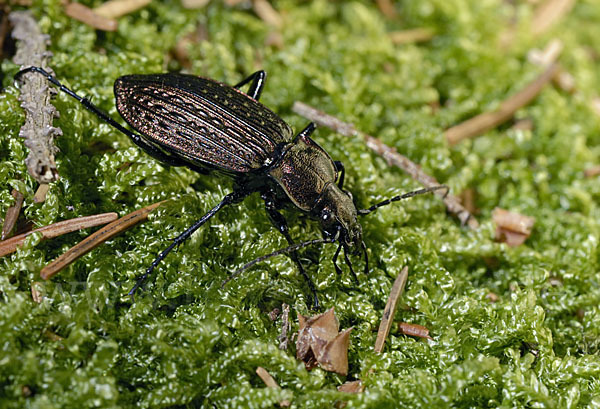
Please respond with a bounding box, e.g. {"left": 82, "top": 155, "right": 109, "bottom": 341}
{"left": 261, "top": 191, "right": 320, "bottom": 310}
{"left": 334, "top": 161, "right": 345, "bottom": 189}
{"left": 234, "top": 70, "right": 266, "bottom": 101}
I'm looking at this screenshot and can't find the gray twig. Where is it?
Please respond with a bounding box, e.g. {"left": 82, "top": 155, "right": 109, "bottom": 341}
{"left": 11, "top": 11, "right": 61, "bottom": 184}
{"left": 292, "top": 102, "right": 478, "bottom": 228}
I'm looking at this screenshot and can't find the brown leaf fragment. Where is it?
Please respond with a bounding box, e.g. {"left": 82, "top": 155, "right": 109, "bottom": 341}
{"left": 40, "top": 201, "right": 164, "bottom": 279}
{"left": 493, "top": 207, "right": 535, "bottom": 247}
{"left": 375, "top": 0, "right": 396, "bottom": 19}
{"left": 485, "top": 292, "right": 500, "bottom": 303}
{"left": 375, "top": 266, "right": 408, "bottom": 353}
{"left": 296, "top": 307, "right": 351, "bottom": 375}
{"left": 2, "top": 189, "right": 25, "bottom": 240}
{"left": 93, "top": 0, "right": 151, "bottom": 19}
{"left": 337, "top": 380, "right": 364, "bottom": 394}
{"left": 397, "top": 322, "right": 433, "bottom": 340}
{"left": 11, "top": 11, "right": 61, "bottom": 184}
{"left": 584, "top": 165, "right": 600, "bottom": 178}
{"left": 64, "top": 3, "right": 118, "bottom": 31}
{"left": 315, "top": 328, "right": 352, "bottom": 376}
{"left": 0, "top": 212, "right": 118, "bottom": 257}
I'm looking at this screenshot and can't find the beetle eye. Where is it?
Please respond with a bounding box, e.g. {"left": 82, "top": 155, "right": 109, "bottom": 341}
{"left": 321, "top": 209, "right": 331, "bottom": 222}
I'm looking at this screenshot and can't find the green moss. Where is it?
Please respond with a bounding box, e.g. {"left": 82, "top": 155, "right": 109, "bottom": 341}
{"left": 2, "top": 0, "right": 600, "bottom": 407}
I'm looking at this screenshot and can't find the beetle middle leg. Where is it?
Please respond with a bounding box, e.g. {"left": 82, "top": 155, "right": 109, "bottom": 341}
{"left": 129, "top": 189, "right": 247, "bottom": 297}
{"left": 261, "top": 190, "right": 320, "bottom": 309}
{"left": 234, "top": 70, "right": 266, "bottom": 101}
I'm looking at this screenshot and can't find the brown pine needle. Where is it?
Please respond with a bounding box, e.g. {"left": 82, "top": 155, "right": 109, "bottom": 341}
{"left": 252, "top": 0, "right": 282, "bottom": 29}
{"left": 0, "top": 212, "right": 118, "bottom": 257}
{"left": 531, "top": 0, "right": 575, "bottom": 36}
{"left": 64, "top": 2, "right": 118, "bottom": 31}
{"left": 2, "top": 189, "right": 25, "bottom": 240}
{"left": 33, "top": 183, "right": 49, "bottom": 203}
{"left": 292, "top": 102, "right": 478, "bottom": 228}
{"left": 93, "top": 0, "right": 152, "bottom": 19}
{"left": 256, "top": 367, "right": 291, "bottom": 407}
{"left": 375, "top": 266, "right": 409, "bottom": 353}
{"left": 389, "top": 28, "right": 435, "bottom": 44}
{"left": 40, "top": 201, "right": 164, "bottom": 280}
{"left": 444, "top": 64, "right": 559, "bottom": 145}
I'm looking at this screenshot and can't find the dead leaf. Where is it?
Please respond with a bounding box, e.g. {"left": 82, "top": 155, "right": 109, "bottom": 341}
{"left": 492, "top": 207, "right": 535, "bottom": 247}
{"left": 296, "top": 307, "right": 352, "bottom": 375}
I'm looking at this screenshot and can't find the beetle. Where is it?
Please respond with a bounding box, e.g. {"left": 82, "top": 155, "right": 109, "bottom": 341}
{"left": 15, "top": 66, "right": 445, "bottom": 308}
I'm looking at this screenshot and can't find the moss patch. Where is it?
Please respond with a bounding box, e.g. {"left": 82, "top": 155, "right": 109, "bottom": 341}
{"left": 2, "top": 0, "right": 600, "bottom": 407}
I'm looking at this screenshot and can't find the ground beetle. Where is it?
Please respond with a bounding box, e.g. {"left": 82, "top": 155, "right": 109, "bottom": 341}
{"left": 15, "top": 67, "right": 444, "bottom": 308}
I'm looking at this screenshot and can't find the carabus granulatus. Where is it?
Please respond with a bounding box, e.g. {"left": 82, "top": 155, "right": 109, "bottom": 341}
{"left": 15, "top": 67, "right": 445, "bottom": 308}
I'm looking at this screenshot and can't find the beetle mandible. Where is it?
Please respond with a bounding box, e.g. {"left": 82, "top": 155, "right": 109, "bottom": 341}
{"left": 15, "top": 67, "right": 444, "bottom": 308}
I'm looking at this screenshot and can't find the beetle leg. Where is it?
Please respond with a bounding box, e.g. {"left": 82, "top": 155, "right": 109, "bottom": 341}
{"left": 233, "top": 70, "right": 266, "bottom": 101}
{"left": 261, "top": 191, "right": 320, "bottom": 310}
{"left": 334, "top": 161, "right": 345, "bottom": 189}
{"left": 342, "top": 246, "right": 359, "bottom": 285}
{"left": 14, "top": 66, "right": 198, "bottom": 169}
{"left": 332, "top": 243, "right": 343, "bottom": 275}
{"left": 129, "top": 190, "right": 246, "bottom": 298}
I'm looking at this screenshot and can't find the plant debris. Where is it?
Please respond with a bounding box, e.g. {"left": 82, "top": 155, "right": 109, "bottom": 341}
{"left": 255, "top": 367, "right": 291, "bottom": 407}
{"left": 11, "top": 11, "right": 61, "bottom": 184}
{"left": 444, "top": 64, "right": 559, "bottom": 145}
{"left": 278, "top": 303, "right": 291, "bottom": 350}
{"left": 292, "top": 102, "right": 478, "bottom": 228}
{"left": 93, "top": 0, "right": 151, "bottom": 19}
{"left": 2, "top": 189, "right": 25, "bottom": 240}
{"left": 397, "top": 322, "right": 433, "bottom": 340}
{"left": 296, "top": 307, "right": 352, "bottom": 376}
{"left": 375, "top": 266, "right": 409, "bottom": 353}
{"left": 337, "top": 380, "right": 364, "bottom": 394}
{"left": 0, "top": 212, "right": 118, "bottom": 257}
{"left": 64, "top": 2, "right": 118, "bottom": 31}
{"left": 40, "top": 201, "right": 164, "bottom": 280}
{"left": 389, "top": 28, "right": 435, "bottom": 44}
{"left": 492, "top": 207, "right": 535, "bottom": 247}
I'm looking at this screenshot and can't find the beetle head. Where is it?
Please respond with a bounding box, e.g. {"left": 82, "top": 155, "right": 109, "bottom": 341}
{"left": 317, "top": 184, "right": 363, "bottom": 253}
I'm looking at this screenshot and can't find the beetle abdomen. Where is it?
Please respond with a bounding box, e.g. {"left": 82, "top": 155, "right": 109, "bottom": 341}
{"left": 114, "top": 73, "right": 293, "bottom": 173}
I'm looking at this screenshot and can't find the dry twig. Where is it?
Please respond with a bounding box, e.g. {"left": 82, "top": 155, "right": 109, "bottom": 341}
{"left": 374, "top": 266, "right": 408, "bottom": 353}
{"left": 0, "top": 212, "right": 118, "bottom": 257}
{"left": 444, "top": 64, "right": 559, "bottom": 145}
{"left": 531, "top": 0, "right": 575, "bottom": 36}
{"left": 375, "top": 0, "right": 396, "bottom": 19}
{"left": 11, "top": 11, "right": 61, "bottom": 184}
{"left": 33, "top": 183, "right": 49, "bottom": 203}
{"left": 292, "top": 102, "right": 478, "bottom": 228}
{"left": 40, "top": 201, "right": 164, "bottom": 280}
{"left": 278, "top": 303, "right": 291, "bottom": 350}
{"left": 2, "top": 189, "right": 25, "bottom": 240}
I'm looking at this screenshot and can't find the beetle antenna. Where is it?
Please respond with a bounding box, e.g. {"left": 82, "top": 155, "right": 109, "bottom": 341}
{"left": 222, "top": 237, "right": 334, "bottom": 287}
{"left": 358, "top": 185, "right": 448, "bottom": 215}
